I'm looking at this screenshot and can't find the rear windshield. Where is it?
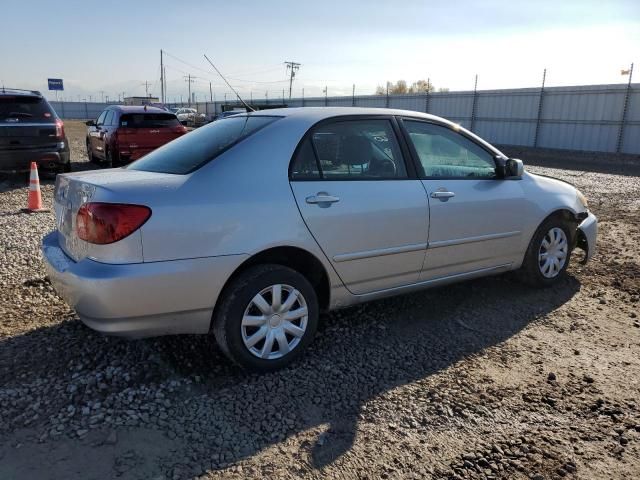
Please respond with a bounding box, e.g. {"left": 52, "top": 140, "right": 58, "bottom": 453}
{"left": 120, "top": 113, "right": 180, "bottom": 128}
{"left": 0, "top": 96, "right": 56, "bottom": 123}
{"left": 127, "top": 116, "right": 280, "bottom": 174}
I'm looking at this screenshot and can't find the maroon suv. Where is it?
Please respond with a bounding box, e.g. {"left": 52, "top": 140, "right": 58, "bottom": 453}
{"left": 86, "top": 106, "right": 187, "bottom": 166}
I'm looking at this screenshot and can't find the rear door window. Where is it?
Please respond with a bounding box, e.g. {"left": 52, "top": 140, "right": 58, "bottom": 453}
{"left": 120, "top": 113, "right": 180, "bottom": 128}
{"left": 128, "top": 115, "right": 280, "bottom": 174}
{"left": 0, "top": 96, "right": 56, "bottom": 123}
{"left": 290, "top": 118, "right": 408, "bottom": 180}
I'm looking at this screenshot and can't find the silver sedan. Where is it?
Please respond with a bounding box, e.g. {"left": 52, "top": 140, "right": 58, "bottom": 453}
{"left": 42, "top": 107, "right": 597, "bottom": 371}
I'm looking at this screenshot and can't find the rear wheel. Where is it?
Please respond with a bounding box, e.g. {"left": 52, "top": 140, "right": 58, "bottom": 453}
{"left": 212, "top": 264, "right": 319, "bottom": 371}
{"left": 86, "top": 140, "right": 95, "bottom": 163}
{"left": 518, "top": 216, "right": 574, "bottom": 287}
{"left": 104, "top": 149, "right": 113, "bottom": 168}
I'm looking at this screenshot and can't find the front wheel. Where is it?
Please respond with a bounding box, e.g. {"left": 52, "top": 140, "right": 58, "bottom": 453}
{"left": 518, "top": 216, "right": 574, "bottom": 287}
{"left": 212, "top": 264, "right": 319, "bottom": 371}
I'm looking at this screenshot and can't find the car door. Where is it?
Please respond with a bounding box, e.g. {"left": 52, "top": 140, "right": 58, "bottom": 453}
{"left": 290, "top": 117, "right": 429, "bottom": 295}
{"left": 400, "top": 119, "right": 526, "bottom": 280}
{"left": 89, "top": 111, "right": 108, "bottom": 159}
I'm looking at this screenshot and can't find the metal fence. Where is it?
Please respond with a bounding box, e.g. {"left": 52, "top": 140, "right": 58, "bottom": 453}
{"left": 51, "top": 82, "right": 640, "bottom": 155}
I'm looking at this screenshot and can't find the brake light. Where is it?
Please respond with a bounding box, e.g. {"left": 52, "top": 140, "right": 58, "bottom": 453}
{"left": 76, "top": 203, "right": 151, "bottom": 244}
{"left": 172, "top": 125, "right": 188, "bottom": 134}
{"left": 55, "top": 119, "right": 65, "bottom": 139}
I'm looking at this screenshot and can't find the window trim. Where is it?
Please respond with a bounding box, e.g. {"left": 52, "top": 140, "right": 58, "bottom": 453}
{"left": 397, "top": 116, "right": 502, "bottom": 181}
{"left": 288, "top": 115, "right": 417, "bottom": 182}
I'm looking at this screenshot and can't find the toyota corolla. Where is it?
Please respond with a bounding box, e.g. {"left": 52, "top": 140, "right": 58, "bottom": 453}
{"left": 42, "top": 108, "right": 597, "bottom": 371}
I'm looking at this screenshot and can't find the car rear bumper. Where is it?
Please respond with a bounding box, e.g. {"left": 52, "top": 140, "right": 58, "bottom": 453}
{"left": 0, "top": 146, "right": 70, "bottom": 172}
{"left": 41, "top": 231, "right": 247, "bottom": 338}
{"left": 577, "top": 211, "right": 597, "bottom": 263}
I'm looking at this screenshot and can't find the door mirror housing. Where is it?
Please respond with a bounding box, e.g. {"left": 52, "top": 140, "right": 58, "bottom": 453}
{"left": 505, "top": 158, "right": 524, "bottom": 178}
{"left": 495, "top": 156, "right": 524, "bottom": 179}
{"left": 86, "top": 120, "right": 96, "bottom": 127}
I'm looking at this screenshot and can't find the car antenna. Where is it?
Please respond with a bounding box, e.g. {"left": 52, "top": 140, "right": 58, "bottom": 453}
{"left": 203, "top": 54, "right": 255, "bottom": 112}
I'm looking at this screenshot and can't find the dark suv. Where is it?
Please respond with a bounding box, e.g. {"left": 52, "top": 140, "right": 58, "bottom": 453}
{"left": 0, "top": 88, "right": 70, "bottom": 173}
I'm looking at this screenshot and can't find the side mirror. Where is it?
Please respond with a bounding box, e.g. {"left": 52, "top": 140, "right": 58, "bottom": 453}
{"left": 505, "top": 158, "right": 524, "bottom": 178}
{"left": 495, "top": 156, "right": 524, "bottom": 179}
{"left": 86, "top": 120, "right": 96, "bottom": 127}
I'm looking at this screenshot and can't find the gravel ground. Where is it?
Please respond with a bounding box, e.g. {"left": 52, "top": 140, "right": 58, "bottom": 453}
{"left": 1, "top": 121, "right": 639, "bottom": 479}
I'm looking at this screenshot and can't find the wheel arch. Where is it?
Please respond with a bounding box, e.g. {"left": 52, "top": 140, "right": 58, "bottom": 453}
{"left": 210, "top": 245, "right": 331, "bottom": 329}
{"left": 523, "top": 208, "right": 581, "bottom": 260}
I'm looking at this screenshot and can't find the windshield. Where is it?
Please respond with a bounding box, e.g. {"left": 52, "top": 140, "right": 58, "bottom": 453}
{"left": 0, "top": 96, "right": 56, "bottom": 123}
{"left": 127, "top": 115, "right": 280, "bottom": 174}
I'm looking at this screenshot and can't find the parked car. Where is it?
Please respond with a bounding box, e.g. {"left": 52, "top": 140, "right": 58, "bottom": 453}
{"left": 174, "top": 107, "right": 206, "bottom": 125}
{"left": 42, "top": 108, "right": 597, "bottom": 371}
{"left": 0, "top": 88, "right": 70, "bottom": 173}
{"left": 85, "top": 106, "right": 187, "bottom": 167}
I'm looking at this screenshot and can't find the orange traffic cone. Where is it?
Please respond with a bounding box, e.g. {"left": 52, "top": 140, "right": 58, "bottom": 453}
{"left": 24, "top": 162, "right": 48, "bottom": 213}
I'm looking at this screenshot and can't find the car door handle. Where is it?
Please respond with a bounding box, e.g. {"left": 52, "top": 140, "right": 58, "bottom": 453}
{"left": 430, "top": 191, "right": 455, "bottom": 199}
{"left": 306, "top": 193, "right": 340, "bottom": 204}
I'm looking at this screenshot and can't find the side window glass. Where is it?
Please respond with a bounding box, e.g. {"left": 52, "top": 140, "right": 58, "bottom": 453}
{"left": 104, "top": 111, "right": 114, "bottom": 126}
{"left": 96, "top": 111, "right": 107, "bottom": 126}
{"left": 310, "top": 119, "right": 407, "bottom": 179}
{"left": 290, "top": 137, "right": 321, "bottom": 180}
{"left": 404, "top": 120, "right": 496, "bottom": 179}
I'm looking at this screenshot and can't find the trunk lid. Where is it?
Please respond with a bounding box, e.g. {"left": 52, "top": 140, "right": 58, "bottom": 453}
{"left": 53, "top": 168, "right": 186, "bottom": 263}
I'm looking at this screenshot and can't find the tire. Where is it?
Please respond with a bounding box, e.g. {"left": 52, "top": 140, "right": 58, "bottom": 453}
{"left": 104, "top": 149, "right": 113, "bottom": 168}
{"left": 212, "top": 264, "right": 319, "bottom": 372}
{"left": 86, "top": 140, "right": 95, "bottom": 163}
{"left": 518, "top": 215, "right": 575, "bottom": 287}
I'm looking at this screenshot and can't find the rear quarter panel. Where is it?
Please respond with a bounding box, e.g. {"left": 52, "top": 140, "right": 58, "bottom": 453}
{"left": 138, "top": 116, "right": 342, "bottom": 286}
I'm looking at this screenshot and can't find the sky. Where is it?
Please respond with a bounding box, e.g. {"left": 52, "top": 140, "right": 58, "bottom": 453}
{"left": 1, "top": 0, "right": 638, "bottom": 102}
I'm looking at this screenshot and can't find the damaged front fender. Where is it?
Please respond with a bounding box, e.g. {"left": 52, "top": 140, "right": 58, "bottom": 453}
{"left": 575, "top": 212, "right": 598, "bottom": 264}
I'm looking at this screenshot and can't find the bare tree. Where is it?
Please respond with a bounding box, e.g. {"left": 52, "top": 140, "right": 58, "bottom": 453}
{"left": 376, "top": 79, "right": 440, "bottom": 95}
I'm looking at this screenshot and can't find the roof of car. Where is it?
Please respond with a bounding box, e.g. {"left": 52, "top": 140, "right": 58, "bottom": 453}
{"left": 0, "top": 88, "right": 43, "bottom": 97}
{"left": 108, "top": 105, "right": 171, "bottom": 114}
{"left": 245, "top": 107, "right": 449, "bottom": 124}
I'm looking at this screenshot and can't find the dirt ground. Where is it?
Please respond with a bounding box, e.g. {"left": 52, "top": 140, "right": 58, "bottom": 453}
{"left": 0, "top": 120, "right": 639, "bottom": 479}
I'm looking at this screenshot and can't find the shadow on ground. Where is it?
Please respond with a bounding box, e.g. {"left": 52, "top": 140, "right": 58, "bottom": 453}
{"left": 0, "top": 272, "right": 581, "bottom": 479}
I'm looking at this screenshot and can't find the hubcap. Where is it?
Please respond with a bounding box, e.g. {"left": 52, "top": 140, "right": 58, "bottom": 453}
{"left": 538, "top": 227, "right": 568, "bottom": 278}
{"left": 241, "top": 284, "right": 308, "bottom": 360}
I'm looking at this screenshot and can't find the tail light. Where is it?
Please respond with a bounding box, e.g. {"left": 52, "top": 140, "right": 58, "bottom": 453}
{"left": 172, "top": 125, "right": 188, "bottom": 134}
{"left": 77, "top": 203, "right": 151, "bottom": 244}
{"left": 55, "top": 119, "right": 65, "bottom": 139}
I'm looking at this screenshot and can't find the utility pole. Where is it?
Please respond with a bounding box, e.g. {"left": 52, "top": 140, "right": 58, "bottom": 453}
{"left": 99, "top": 90, "right": 105, "bottom": 103}
{"left": 184, "top": 75, "right": 196, "bottom": 106}
{"left": 141, "top": 81, "right": 151, "bottom": 97}
{"left": 324, "top": 86, "right": 328, "bottom": 106}
{"left": 352, "top": 84, "right": 355, "bottom": 106}
{"left": 284, "top": 61, "right": 301, "bottom": 100}
{"left": 209, "top": 81, "right": 213, "bottom": 102}
{"left": 160, "top": 49, "right": 164, "bottom": 104}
